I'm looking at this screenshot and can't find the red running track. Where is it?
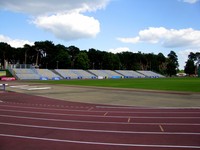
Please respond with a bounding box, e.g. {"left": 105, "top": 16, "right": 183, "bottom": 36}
{"left": 0, "top": 92, "right": 200, "bottom": 150}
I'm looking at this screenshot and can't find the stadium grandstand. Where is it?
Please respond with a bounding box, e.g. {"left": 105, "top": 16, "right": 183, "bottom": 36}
{"left": 13, "top": 68, "right": 40, "bottom": 80}
{"left": 35, "top": 69, "right": 62, "bottom": 80}
{"left": 7, "top": 64, "right": 165, "bottom": 80}
{"left": 88, "top": 70, "right": 122, "bottom": 79}
{"left": 137, "top": 70, "right": 165, "bottom": 78}
{"left": 115, "top": 70, "right": 145, "bottom": 78}
{"left": 55, "top": 69, "right": 96, "bottom": 79}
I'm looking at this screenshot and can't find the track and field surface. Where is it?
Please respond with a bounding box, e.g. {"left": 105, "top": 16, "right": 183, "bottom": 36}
{"left": 0, "top": 90, "right": 200, "bottom": 150}
{"left": 4, "top": 81, "right": 200, "bottom": 107}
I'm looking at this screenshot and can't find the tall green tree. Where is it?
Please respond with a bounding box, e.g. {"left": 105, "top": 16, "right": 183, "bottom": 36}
{"left": 53, "top": 44, "right": 71, "bottom": 69}
{"left": 118, "top": 52, "right": 144, "bottom": 70}
{"left": 157, "top": 53, "right": 166, "bottom": 74}
{"left": 184, "top": 59, "right": 195, "bottom": 75}
{"left": 118, "top": 52, "right": 134, "bottom": 70}
{"left": 196, "top": 52, "right": 200, "bottom": 75}
{"left": 23, "top": 44, "right": 31, "bottom": 64}
{"left": 0, "top": 41, "right": 169, "bottom": 73}
{"left": 87, "top": 48, "right": 103, "bottom": 69}
{"left": 186, "top": 52, "right": 200, "bottom": 75}
{"left": 67, "top": 45, "right": 80, "bottom": 68}
{"left": 194, "top": 52, "right": 200, "bottom": 68}
{"left": 34, "top": 41, "right": 55, "bottom": 68}
{"left": 75, "top": 52, "right": 89, "bottom": 69}
{"left": 166, "top": 51, "right": 179, "bottom": 77}
{"left": 102, "top": 52, "right": 120, "bottom": 70}
{"left": 0, "top": 42, "right": 13, "bottom": 68}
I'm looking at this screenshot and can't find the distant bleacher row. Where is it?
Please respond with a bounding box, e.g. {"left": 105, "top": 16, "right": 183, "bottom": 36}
{"left": 11, "top": 68, "right": 165, "bottom": 80}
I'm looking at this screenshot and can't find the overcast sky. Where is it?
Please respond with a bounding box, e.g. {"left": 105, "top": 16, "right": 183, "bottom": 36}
{"left": 0, "top": 0, "right": 200, "bottom": 69}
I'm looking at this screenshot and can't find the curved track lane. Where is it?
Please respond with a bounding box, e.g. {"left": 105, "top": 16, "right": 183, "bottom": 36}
{"left": 0, "top": 92, "right": 200, "bottom": 150}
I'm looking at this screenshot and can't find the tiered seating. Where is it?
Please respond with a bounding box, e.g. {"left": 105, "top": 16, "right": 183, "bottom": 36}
{"left": 55, "top": 69, "right": 78, "bottom": 79}
{"left": 149, "top": 71, "right": 165, "bottom": 78}
{"left": 137, "top": 70, "right": 165, "bottom": 78}
{"left": 116, "top": 70, "right": 145, "bottom": 78}
{"left": 36, "top": 69, "right": 61, "bottom": 80}
{"left": 89, "top": 70, "right": 121, "bottom": 78}
{"left": 71, "top": 70, "right": 96, "bottom": 79}
{"left": 102, "top": 70, "right": 122, "bottom": 78}
{"left": 55, "top": 69, "right": 95, "bottom": 79}
{"left": 88, "top": 70, "right": 107, "bottom": 78}
{"left": 12, "top": 68, "right": 165, "bottom": 80}
{"left": 13, "top": 69, "right": 40, "bottom": 80}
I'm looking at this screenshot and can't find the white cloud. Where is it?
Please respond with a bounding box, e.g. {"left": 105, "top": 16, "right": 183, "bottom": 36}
{"left": 0, "top": 0, "right": 110, "bottom": 41}
{"left": 0, "top": 0, "right": 109, "bottom": 15}
{"left": 0, "top": 34, "right": 34, "bottom": 48}
{"left": 117, "top": 37, "right": 140, "bottom": 44}
{"left": 118, "top": 27, "right": 200, "bottom": 70}
{"left": 118, "top": 27, "right": 200, "bottom": 48}
{"left": 33, "top": 12, "right": 100, "bottom": 40}
{"left": 108, "top": 47, "right": 132, "bottom": 54}
{"left": 181, "top": 0, "right": 199, "bottom": 4}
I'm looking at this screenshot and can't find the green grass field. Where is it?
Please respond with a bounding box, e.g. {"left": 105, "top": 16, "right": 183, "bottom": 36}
{"left": 37, "top": 77, "right": 200, "bottom": 93}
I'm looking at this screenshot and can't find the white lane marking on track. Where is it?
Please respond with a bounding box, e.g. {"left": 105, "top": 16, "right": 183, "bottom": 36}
{"left": 0, "top": 108, "right": 122, "bottom": 118}
{"left": 159, "top": 125, "right": 165, "bottom": 132}
{"left": 0, "top": 134, "right": 200, "bottom": 149}
{"left": 0, "top": 108, "right": 200, "bottom": 119}
{"left": 1, "top": 122, "right": 199, "bottom": 135}
{"left": 0, "top": 100, "right": 3, "bottom": 103}
{"left": 103, "top": 112, "right": 108, "bottom": 116}
{"left": 1, "top": 114, "right": 200, "bottom": 126}
{"left": 1, "top": 104, "right": 200, "bottom": 114}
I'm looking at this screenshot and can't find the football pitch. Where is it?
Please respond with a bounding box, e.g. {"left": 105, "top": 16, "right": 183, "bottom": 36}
{"left": 36, "top": 77, "right": 200, "bottom": 93}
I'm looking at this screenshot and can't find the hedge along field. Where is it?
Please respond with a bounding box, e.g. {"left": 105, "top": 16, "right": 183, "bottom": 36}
{"left": 37, "top": 77, "right": 200, "bottom": 93}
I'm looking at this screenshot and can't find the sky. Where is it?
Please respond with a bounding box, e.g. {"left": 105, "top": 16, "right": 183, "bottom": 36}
{"left": 0, "top": 0, "right": 200, "bottom": 70}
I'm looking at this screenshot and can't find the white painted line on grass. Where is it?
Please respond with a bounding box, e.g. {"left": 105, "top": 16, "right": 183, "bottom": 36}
{"left": 9, "top": 85, "right": 29, "bottom": 88}
{"left": 20, "top": 86, "right": 38, "bottom": 90}
{"left": 0, "top": 134, "right": 200, "bottom": 149}
{"left": 27, "top": 87, "right": 51, "bottom": 90}
{"left": 9, "top": 85, "right": 51, "bottom": 90}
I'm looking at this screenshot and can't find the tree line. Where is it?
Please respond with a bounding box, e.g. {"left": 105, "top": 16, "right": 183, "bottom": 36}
{"left": 0, "top": 40, "right": 180, "bottom": 76}
{"left": 184, "top": 52, "right": 200, "bottom": 76}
